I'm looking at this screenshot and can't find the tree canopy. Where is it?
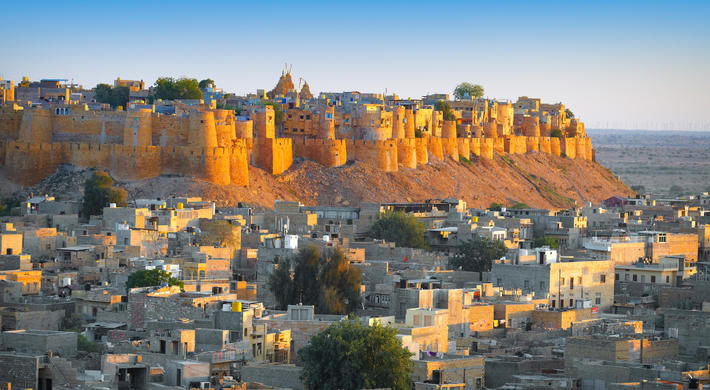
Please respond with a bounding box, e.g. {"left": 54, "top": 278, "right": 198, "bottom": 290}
{"left": 532, "top": 237, "right": 559, "bottom": 249}
{"left": 550, "top": 129, "right": 564, "bottom": 138}
{"left": 82, "top": 171, "right": 127, "bottom": 217}
{"left": 449, "top": 236, "right": 507, "bottom": 272}
{"left": 198, "top": 78, "right": 215, "bottom": 89}
{"left": 198, "top": 220, "right": 240, "bottom": 249}
{"left": 94, "top": 84, "right": 129, "bottom": 108}
{"left": 369, "top": 210, "right": 429, "bottom": 249}
{"left": 565, "top": 108, "right": 575, "bottom": 119}
{"left": 152, "top": 77, "right": 203, "bottom": 100}
{"left": 453, "top": 82, "right": 484, "bottom": 100}
{"left": 299, "top": 320, "right": 412, "bottom": 390}
{"left": 435, "top": 100, "right": 456, "bottom": 121}
{"left": 268, "top": 246, "right": 362, "bottom": 314}
{"left": 263, "top": 101, "right": 284, "bottom": 123}
{"left": 489, "top": 202, "right": 504, "bottom": 211}
{"left": 126, "top": 268, "right": 184, "bottom": 290}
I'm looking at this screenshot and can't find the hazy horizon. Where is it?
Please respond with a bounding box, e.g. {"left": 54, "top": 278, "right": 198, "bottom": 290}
{"left": 1, "top": 0, "right": 708, "bottom": 131}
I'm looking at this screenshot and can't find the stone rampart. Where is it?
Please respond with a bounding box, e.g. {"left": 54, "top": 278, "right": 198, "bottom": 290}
{"left": 346, "top": 139, "right": 398, "bottom": 172}
{"left": 441, "top": 137, "right": 458, "bottom": 160}
{"left": 526, "top": 136, "right": 539, "bottom": 153}
{"left": 457, "top": 137, "right": 470, "bottom": 160}
{"left": 469, "top": 137, "right": 481, "bottom": 158}
{"left": 253, "top": 138, "right": 293, "bottom": 175}
{"left": 2, "top": 141, "right": 249, "bottom": 187}
{"left": 415, "top": 138, "right": 429, "bottom": 165}
{"left": 561, "top": 137, "right": 576, "bottom": 159}
{"left": 397, "top": 138, "right": 417, "bottom": 169}
{"left": 294, "top": 138, "right": 347, "bottom": 168}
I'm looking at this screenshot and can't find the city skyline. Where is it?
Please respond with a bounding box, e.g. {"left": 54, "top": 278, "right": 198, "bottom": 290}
{"left": 1, "top": 0, "right": 708, "bottom": 131}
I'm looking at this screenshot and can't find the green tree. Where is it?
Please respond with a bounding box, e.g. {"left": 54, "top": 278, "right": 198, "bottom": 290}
{"left": 550, "top": 129, "right": 564, "bottom": 138}
{"left": 198, "top": 220, "right": 240, "bottom": 249}
{"left": 126, "top": 269, "right": 184, "bottom": 290}
{"left": 152, "top": 77, "right": 203, "bottom": 100}
{"left": 369, "top": 210, "right": 429, "bottom": 249}
{"left": 268, "top": 246, "right": 362, "bottom": 314}
{"left": 94, "top": 84, "right": 129, "bottom": 108}
{"left": 532, "top": 237, "right": 559, "bottom": 249}
{"left": 435, "top": 100, "right": 456, "bottom": 121}
{"left": 565, "top": 108, "right": 575, "bottom": 119}
{"left": 669, "top": 185, "right": 684, "bottom": 196}
{"left": 450, "top": 236, "right": 507, "bottom": 272}
{"left": 453, "top": 82, "right": 484, "bottom": 100}
{"left": 82, "top": 171, "right": 127, "bottom": 217}
{"left": 78, "top": 334, "right": 98, "bottom": 352}
{"left": 198, "top": 78, "right": 215, "bottom": 89}
{"left": 299, "top": 320, "right": 412, "bottom": 390}
{"left": 510, "top": 202, "right": 531, "bottom": 209}
{"left": 489, "top": 202, "right": 504, "bottom": 211}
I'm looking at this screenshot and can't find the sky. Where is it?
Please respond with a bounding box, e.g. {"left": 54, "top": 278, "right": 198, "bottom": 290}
{"left": 1, "top": 0, "right": 709, "bottom": 131}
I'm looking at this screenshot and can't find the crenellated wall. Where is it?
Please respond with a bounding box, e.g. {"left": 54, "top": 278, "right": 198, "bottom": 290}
{"left": 415, "top": 138, "right": 428, "bottom": 165}
{"left": 1, "top": 141, "right": 250, "bottom": 186}
{"left": 253, "top": 138, "right": 293, "bottom": 175}
{"left": 442, "top": 137, "right": 459, "bottom": 160}
{"left": 480, "top": 138, "right": 494, "bottom": 160}
{"left": 470, "top": 137, "right": 481, "bottom": 158}
{"left": 493, "top": 137, "right": 505, "bottom": 154}
{"left": 346, "top": 139, "right": 398, "bottom": 172}
{"left": 397, "top": 138, "right": 417, "bottom": 169}
{"left": 550, "top": 137, "right": 562, "bottom": 156}
{"left": 428, "top": 136, "right": 444, "bottom": 161}
{"left": 561, "top": 137, "right": 576, "bottom": 159}
{"left": 0, "top": 105, "right": 594, "bottom": 188}
{"left": 293, "top": 138, "right": 347, "bottom": 168}
{"left": 526, "top": 136, "right": 539, "bottom": 153}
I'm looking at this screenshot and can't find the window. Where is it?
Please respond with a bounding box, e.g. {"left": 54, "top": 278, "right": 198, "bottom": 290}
{"left": 601, "top": 274, "right": 606, "bottom": 283}
{"left": 524, "top": 280, "right": 530, "bottom": 289}
{"left": 666, "top": 275, "right": 670, "bottom": 283}
{"left": 651, "top": 275, "right": 656, "bottom": 283}
{"left": 615, "top": 273, "right": 619, "bottom": 281}
{"left": 496, "top": 278, "right": 502, "bottom": 286}
{"left": 551, "top": 300, "right": 556, "bottom": 308}
{"left": 632, "top": 274, "right": 637, "bottom": 282}
{"left": 561, "top": 278, "right": 565, "bottom": 286}
{"left": 595, "top": 293, "right": 601, "bottom": 305}
{"left": 540, "top": 281, "right": 546, "bottom": 290}
{"left": 570, "top": 299, "right": 574, "bottom": 307}
{"left": 569, "top": 277, "right": 574, "bottom": 290}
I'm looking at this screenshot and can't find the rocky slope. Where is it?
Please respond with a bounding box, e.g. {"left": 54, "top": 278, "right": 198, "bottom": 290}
{"left": 1, "top": 153, "right": 632, "bottom": 210}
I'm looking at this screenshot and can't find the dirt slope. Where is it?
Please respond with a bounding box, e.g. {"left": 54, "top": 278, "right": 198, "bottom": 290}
{"left": 3, "top": 153, "right": 632, "bottom": 211}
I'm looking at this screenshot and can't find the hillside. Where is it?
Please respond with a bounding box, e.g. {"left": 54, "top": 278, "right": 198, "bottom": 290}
{"left": 1, "top": 153, "right": 632, "bottom": 210}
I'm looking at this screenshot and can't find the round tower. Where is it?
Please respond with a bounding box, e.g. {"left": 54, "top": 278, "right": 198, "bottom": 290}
{"left": 19, "top": 108, "right": 53, "bottom": 143}
{"left": 122, "top": 109, "right": 153, "bottom": 146}
{"left": 188, "top": 111, "right": 218, "bottom": 149}
{"left": 442, "top": 120, "right": 457, "bottom": 139}
{"left": 392, "top": 106, "right": 405, "bottom": 139}
{"left": 235, "top": 119, "right": 253, "bottom": 139}
{"left": 404, "top": 108, "right": 415, "bottom": 138}
{"left": 213, "top": 109, "right": 235, "bottom": 147}
{"left": 318, "top": 105, "right": 335, "bottom": 140}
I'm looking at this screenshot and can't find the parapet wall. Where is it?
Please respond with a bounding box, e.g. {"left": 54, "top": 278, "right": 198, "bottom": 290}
{"left": 1, "top": 141, "right": 250, "bottom": 187}
{"left": 293, "top": 138, "right": 347, "bottom": 168}
{"left": 253, "top": 138, "right": 293, "bottom": 175}
{"left": 346, "top": 139, "right": 399, "bottom": 172}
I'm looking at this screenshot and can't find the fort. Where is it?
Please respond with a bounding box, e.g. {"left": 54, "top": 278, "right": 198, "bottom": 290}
{"left": 0, "top": 75, "right": 595, "bottom": 187}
